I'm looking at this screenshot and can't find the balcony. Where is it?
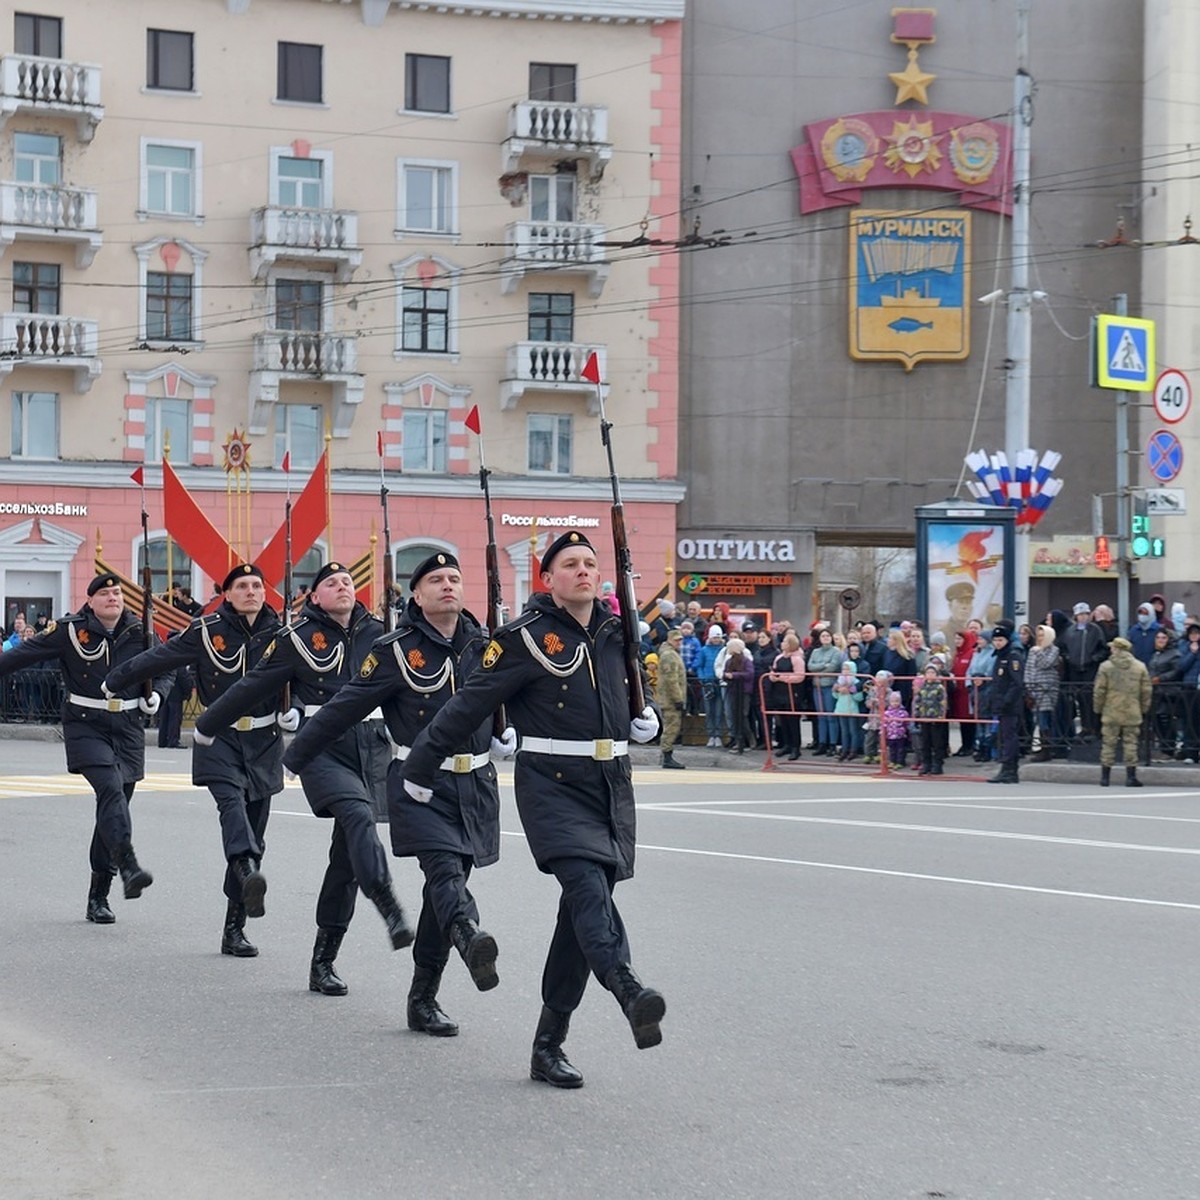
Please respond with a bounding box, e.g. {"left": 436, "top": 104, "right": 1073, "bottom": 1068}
{"left": 502, "top": 102, "right": 612, "bottom": 179}
{"left": 501, "top": 221, "right": 610, "bottom": 298}
{"left": 0, "top": 182, "right": 101, "bottom": 267}
{"left": 500, "top": 342, "right": 606, "bottom": 410}
{"left": 249, "top": 330, "right": 364, "bottom": 437}
{"left": 0, "top": 312, "right": 101, "bottom": 391}
{"left": 249, "top": 207, "right": 362, "bottom": 281}
{"left": 0, "top": 54, "right": 104, "bottom": 142}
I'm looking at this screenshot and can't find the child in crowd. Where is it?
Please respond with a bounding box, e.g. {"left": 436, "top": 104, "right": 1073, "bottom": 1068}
{"left": 832, "top": 659, "right": 862, "bottom": 761}
{"left": 882, "top": 690, "right": 909, "bottom": 768}
{"left": 912, "top": 662, "right": 949, "bottom": 775}
{"left": 862, "top": 669, "right": 892, "bottom": 764}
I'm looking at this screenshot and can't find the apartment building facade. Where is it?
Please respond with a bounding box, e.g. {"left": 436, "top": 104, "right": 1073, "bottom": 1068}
{"left": 0, "top": 0, "right": 684, "bottom": 627}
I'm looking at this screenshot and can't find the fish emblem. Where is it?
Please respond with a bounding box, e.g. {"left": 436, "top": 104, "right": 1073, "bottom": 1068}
{"left": 887, "top": 317, "right": 934, "bottom": 334}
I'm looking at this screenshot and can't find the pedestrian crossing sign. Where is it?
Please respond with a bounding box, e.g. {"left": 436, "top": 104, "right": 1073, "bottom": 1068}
{"left": 1096, "top": 314, "right": 1155, "bottom": 391}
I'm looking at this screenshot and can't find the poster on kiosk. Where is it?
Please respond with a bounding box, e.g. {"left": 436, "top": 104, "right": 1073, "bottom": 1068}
{"left": 915, "top": 502, "right": 1016, "bottom": 640}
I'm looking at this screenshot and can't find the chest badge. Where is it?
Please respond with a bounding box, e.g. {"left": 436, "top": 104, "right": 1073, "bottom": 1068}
{"left": 543, "top": 632, "right": 565, "bottom": 656}
{"left": 407, "top": 648, "right": 426, "bottom": 669}
{"left": 211, "top": 634, "right": 226, "bottom": 652}
{"left": 311, "top": 632, "right": 328, "bottom": 652}
{"left": 77, "top": 629, "right": 90, "bottom": 644}
{"left": 482, "top": 639, "right": 503, "bottom": 669}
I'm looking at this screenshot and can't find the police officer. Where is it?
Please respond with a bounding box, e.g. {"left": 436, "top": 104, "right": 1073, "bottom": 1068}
{"left": 986, "top": 617, "right": 1026, "bottom": 784}
{"left": 193, "top": 561, "right": 413, "bottom": 992}
{"left": 285, "top": 551, "right": 513, "bottom": 1036}
{"left": 105, "top": 563, "right": 282, "bottom": 957}
{"left": 401, "top": 530, "right": 665, "bottom": 1088}
{"left": 0, "top": 574, "right": 174, "bottom": 921}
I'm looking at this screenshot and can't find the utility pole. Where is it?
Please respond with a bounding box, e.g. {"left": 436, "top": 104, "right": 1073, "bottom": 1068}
{"left": 1113, "top": 292, "right": 1132, "bottom": 629}
{"left": 1006, "top": 0, "right": 1033, "bottom": 619}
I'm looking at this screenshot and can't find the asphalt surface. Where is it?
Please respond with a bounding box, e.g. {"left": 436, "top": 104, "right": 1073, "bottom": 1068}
{"left": 2, "top": 736, "right": 1200, "bottom": 1199}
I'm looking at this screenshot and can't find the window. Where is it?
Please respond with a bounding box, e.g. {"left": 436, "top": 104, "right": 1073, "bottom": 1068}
{"left": 402, "top": 409, "right": 447, "bottom": 473}
{"left": 146, "top": 272, "right": 194, "bottom": 341}
{"left": 274, "top": 280, "right": 323, "bottom": 331}
{"left": 15, "top": 13, "right": 62, "bottom": 57}
{"left": 529, "top": 63, "right": 577, "bottom": 103}
{"left": 404, "top": 54, "right": 450, "bottom": 114}
{"left": 14, "top": 133, "right": 60, "bottom": 186}
{"left": 11, "top": 392, "right": 58, "bottom": 459}
{"left": 136, "top": 537, "right": 195, "bottom": 596}
{"left": 13, "top": 263, "right": 60, "bottom": 314}
{"left": 530, "top": 173, "right": 576, "bottom": 223}
{"left": 399, "top": 161, "right": 456, "bottom": 234}
{"left": 527, "top": 414, "right": 572, "bottom": 475}
{"left": 144, "top": 143, "right": 197, "bottom": 216}
{"left": 274, "top": 404, "right": 322, "bottom": 471}
{"left": 402, "top": 286, "right": 449, "bottom": 353}
{"left": 147, "top": 29, "right": 194, "bottom": 91}
{"left": 276, "top": 156, "right": 323, "bottom": 209}
{"left": 277, "top": 41, "right": 322, "bottom": 104}
{"left": 529, "top": 293, "right": 574, "bottom": 343}
{"left": 145, "top": 398, "right": 192, "bottom": 462}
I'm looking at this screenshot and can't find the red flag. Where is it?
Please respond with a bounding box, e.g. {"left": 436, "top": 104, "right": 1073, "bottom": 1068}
{"left": 255, "top": 450, "right": 329, "bottom": 587}
{"left": 130, "top": 466, "right": 145, "bottom": 488}
{"left": 376, "top": 431, "right": 384, "bottom": 459}
{"left": 580, "top": 352, "right": 601, "bottom": 385}
{"left": 464, "top": 405, "right": 481, "bottom": 435}
{"left": 281, "top": 451, "right": 291, "bottom": 474}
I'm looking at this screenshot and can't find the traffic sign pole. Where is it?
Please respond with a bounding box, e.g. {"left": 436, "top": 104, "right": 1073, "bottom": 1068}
{"left": 1113, "top": 295, "right": 1132, "bottom": 630}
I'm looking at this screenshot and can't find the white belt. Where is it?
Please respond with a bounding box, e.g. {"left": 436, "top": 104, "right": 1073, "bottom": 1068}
{"left": 519, "top": 737, "right": 629, "bottom": 761}
{"left": 303, "top": 704, "right": 383, "bottom": 722}
{"left": 391, "top": 744, "right": 491, "bottom": 774}
{"left": 230, "top": 713, "right": 277, "bottom": 732}
{"left": 69, "top": 693, "right": 139, "bottom": 713}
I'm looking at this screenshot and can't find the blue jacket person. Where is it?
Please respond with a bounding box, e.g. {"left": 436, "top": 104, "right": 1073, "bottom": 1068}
{"left": 105, "top": 563, "right": 281, "bottom": 956}
{"left": 194, "top": 562, "right": 414, "bottom": 994}
{"left": 285, "top": 552, "right": 511, "bottom": 1036}
{"left": 0, "top": 575, "right": 174, "bottom": 922}
{"left": 400, "top": 530, "right": 664, "bottom": 1088}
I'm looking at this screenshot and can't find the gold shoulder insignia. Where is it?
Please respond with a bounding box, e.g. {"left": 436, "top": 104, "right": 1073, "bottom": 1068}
{"left": 40, "top": 620, "right": 56, "bottom": 637}
{"left": 261, "top": 638, "right": 277, "bottom": 661}
{"left": 482, "top": 639, "right": 503, "bottom": 669}
{"left": 360, "top": 652, "right": 378, "bottom": 678}
{"left": 1012, "top": 659, "right": 1020, "bottom": 670}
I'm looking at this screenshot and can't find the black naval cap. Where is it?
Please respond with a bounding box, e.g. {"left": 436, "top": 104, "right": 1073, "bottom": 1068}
{"left": 87, "top": 573, "right": 121, "bottom": 596}
{"left": 310, "top": 560, "right": 352, "bottom": 589}
{"left": 410, "top": 551, "right": 460, "bottom": 589}
{"left": 221, "top": 562, "right": 264, "bottom": 591}
{"left": 539, "top": 529, "right": 595, "bottom": 574}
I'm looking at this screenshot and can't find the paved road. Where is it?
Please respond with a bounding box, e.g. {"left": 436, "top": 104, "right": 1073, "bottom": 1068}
{"left": 2, "top": 738, "right": 1199, "bottom": 1199}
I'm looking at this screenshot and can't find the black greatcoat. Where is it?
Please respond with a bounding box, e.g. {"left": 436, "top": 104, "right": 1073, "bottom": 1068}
{"left": 104, "top": 600, "right": 284, "bottom": 797}
{"left": 194, "top": 599, "right": 388, "bottom": 816}
{"left": 402, "top": 593, "right": 637, "bottom": 880}
{"left": 987, "top": 643, "right": 1027, "bottom": 717}
{"left": 284, "top": 598, "right": 499, "bottom": 866}
{"left": 0, "top": 607, "right": 174, "bottom": 780}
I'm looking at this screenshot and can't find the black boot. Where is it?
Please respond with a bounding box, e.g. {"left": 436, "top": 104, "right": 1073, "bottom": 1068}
{"left": 232, "top": 856, "right": 266, "bottom": 918}
{"left": 308, "top": 929, "right": 348, "bottom": 995}
{"left": 450, "top": 916, "right": 499, "bottom": 991}
{"left": 661, "top": 750, "right": 686, "bottom": 770}
{"left": 1126, "top": 766, "right": 1143, "bottom": 788}
{"left": 603, "top": 963, "right": 666, "bottom": 1050}
{"left": 1100, "top": 765, "right": 1111, "bottom": 787}
{"left": 987, "top": 765, "right": 1019, "bottom": 785}
{"left": 221, "top": 902, "right": 258, "bottom": 957}
{"left": 368, "top": 883, "right": 415, "bottom": 950}
{"left": 86, "top": 871, "right": 116, "bottom": 924}
{"left": 407, "top": 966, "right": 459, "bottom": 1037}
{"left": 116, "top": 844, "right": 153, "bottom": 899}
{"left": 530, "top": 1006, "right": 584, "bottom": 1088}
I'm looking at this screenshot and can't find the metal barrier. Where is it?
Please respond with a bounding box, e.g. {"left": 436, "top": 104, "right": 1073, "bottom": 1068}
{"left": 0, "top": 665, "right": 65, "bottom": 724}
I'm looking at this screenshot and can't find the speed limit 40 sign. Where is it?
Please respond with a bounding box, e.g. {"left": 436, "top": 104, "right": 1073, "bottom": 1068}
{"left": 1154, "top": 368, "right": 1192, "bottom": 424}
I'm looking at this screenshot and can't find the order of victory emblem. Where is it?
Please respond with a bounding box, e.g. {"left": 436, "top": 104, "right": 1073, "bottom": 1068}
{"left": 820, "top": 117, "right": 879, "bottom": 183}
{"left": 883, "top": 117, "right": 942, "bottom": 178}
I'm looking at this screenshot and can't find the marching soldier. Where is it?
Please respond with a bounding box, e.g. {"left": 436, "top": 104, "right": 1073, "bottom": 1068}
{"left": 401, "top": 530, "right": 664, "bottom": 1088}
{"left": 285, "top": 552, "right": 512, "bottom": 1036}
{"left": 193, "top": 562, "right": 413, "bottom": 993}
{"left": 0, "top": 574, "right": 173, "bottom": 921}
{"left": 104, "top": 563, "right": 282, "bottom": 957}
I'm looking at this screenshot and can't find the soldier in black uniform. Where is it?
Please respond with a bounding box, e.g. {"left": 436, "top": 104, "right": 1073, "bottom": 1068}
{"left": 194, "top": 561, "right": 413, "bottom": 993}
{"left": 0, "top": 574, "right": 173, "bottom": 921}
{"left": 986, "top": 617, "right": 1026, "bottom": 785}
{"left": 105, "top": 563, "right": 282, "bottom": 957}
{"left": 401, "top": 530, "right": 664, "bottom": 1088}
{"left": 285, "top": 551, "right": 512, "bottom": 1036}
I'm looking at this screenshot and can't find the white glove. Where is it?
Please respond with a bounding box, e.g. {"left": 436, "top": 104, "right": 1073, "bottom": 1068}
{"left": 193, "top": 728, "right": 214, "bottom": 747}
{"left": 284, "top": 767, "right": 298, "bottom": 783}
{"left": 101, "top": 680, "right": 117, "bottom": 700}
{"left": 403, "top": 778, "right": 433, "bottom": 804}
{"left": 138, "top": 692, "right": 161, "bottom": 716}
{"left": 491, "top": 726, "right": 517, "bottom": 758}
{"left": 276, "top": 706, "right": 302, "bottom": 732}
{"left": 629, "top": 706, "right": 660, "bottom": 743}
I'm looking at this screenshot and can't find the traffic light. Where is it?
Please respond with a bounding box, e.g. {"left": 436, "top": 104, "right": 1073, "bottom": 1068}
{"left": 1150, "top": 536, "right": 1166, "bottom": 558}
{"left": 1131, "top": 497, "right": 1151, "bottom": 558}
{"left": 1094, "top": 535, "right": 1112, "bottom": 571}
